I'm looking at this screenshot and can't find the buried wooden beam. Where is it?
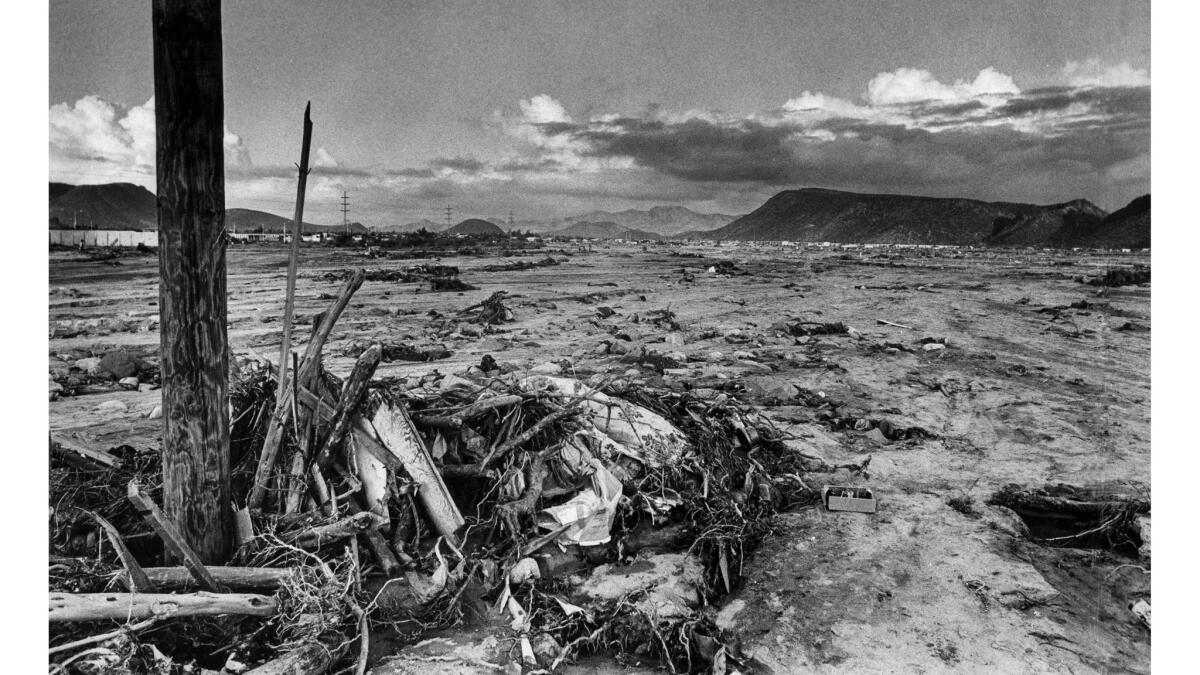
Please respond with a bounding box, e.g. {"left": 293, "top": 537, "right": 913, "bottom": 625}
{"left": 152, "top": 0, "right": 232, "bottom": 564}
{"left": 49, "top": 591, "right": 276, "bottom": 623}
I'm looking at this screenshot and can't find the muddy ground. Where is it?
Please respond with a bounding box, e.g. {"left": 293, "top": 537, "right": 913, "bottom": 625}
{"left": 49, "top": 242, "right": 1150, "bottom": 673}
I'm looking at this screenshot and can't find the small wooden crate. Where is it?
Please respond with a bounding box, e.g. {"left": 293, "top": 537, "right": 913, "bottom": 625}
{"left": 823, "top": 486, "right": 877, "bottom": 513}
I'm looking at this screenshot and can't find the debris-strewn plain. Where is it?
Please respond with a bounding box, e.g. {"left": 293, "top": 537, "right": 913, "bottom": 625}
{"left": 48, "top": 241, "right": 1150, "bottom": 674}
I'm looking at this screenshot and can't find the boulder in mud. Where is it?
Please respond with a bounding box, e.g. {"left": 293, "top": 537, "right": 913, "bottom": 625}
{"left": 99, "top": 350, "right": 145, "bottom": 379}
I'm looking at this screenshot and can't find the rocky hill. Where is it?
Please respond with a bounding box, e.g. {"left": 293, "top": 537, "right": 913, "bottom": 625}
{"left": 444, "top": 218, "right": 504, "bottom": 236}
{"left": 50, "top": 183, "right": 158, "bottom": 230}
{"left": 48, "top": 182, "right": 355, "bottom": 233}
{"left": 704, "top": 188, "right": 1146, "bottom": 248}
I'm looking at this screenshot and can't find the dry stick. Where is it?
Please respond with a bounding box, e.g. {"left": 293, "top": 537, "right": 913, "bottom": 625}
{"left": 48, "top": 617, "right": 157, "bottom": 656}
{"left": 127, "top": 481, "right": 228, "bottom": 593}
{"left": 277, "top": 102, "right": 313, "bottom": 403}
{"left": 286, "top": 511, "right": 387, "bottom": 550}
{"left": 285, "top": 321, "right": 327, "bottom": 513}
{"left": 412, "top": 394, "right": 524, "bottom": 430}
{"left": 248, "top": 268, "right": 366, "bottom": 510}
{"left": 519, "top": 522, "right": 574, "bottom": 558}
{"left": 86, "top": 511, "right": 155, "bottom": 593}
{"left": 442, "top": 400, "right": 583, "bottom": 478}
{"left": 49, "top": 592, "right": 276, "bottom": 623}
{"left": 876, "top": 318, "right": 914, "bottom": 330}
{"left": 314, "top": 343, "right": 383, "bottom": 469}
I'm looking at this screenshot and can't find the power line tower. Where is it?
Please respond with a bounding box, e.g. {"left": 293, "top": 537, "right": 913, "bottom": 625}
{"left": 444, "top": 204, "right": 453, "bottom": 228}
{"left": 508, "top": 211, "right": 515, "bottom": 229}
{"left": 340, "top": 191, "right": 350, "bottom": 233}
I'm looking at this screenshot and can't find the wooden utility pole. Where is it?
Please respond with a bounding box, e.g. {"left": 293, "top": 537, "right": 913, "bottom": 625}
{"left": 152, "top": 0, "right": 231, "bottom": 563}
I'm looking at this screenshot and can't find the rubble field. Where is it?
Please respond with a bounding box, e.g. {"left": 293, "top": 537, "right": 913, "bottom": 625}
{"left": 48, "top": 242, "right": 1150, "bottom": 674}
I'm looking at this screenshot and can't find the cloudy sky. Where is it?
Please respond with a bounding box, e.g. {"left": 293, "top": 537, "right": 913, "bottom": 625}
{"left": 49, "top": 0, "right": 1150, "bottom": 225}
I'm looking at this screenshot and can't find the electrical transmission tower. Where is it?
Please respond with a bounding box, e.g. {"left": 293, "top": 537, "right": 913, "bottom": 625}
{"left": 444, "top": 204, "right": 453, "bottom": 228}
{"left": 340, "top": 191, "right": 350, "bottom": 233}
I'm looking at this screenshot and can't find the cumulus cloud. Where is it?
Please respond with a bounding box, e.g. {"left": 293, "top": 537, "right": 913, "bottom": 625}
{"left": 866, "top": 67, "right": 1020, "bottom": 105}
{"left": 312, "top": 146, "right": 338, "bottom": 168}
{"left": 50, "top": 94, "right": 253, "bottom": 183}
{"left": 519, "top": 94, "right": 572, "bottom": 124}
{"left": 52, "top": 60, "right": 1152, "bottom": 222}
{"left": 1063, "top": 58, "right": 1150, "bottom": 88}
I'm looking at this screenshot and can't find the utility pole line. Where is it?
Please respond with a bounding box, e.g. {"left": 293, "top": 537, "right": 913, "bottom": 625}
{"left": 341, "top": 191, "right": 350, "bottom": 233}
{"left": 444, "top": 204, "right": 452, "bottom": 228}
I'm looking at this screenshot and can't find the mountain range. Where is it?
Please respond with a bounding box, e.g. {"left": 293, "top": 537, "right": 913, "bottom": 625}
{"left": 700, "top": 188, "right": 1149, "bottom": 248}
{"left": 49, "top": 182, "right": 1149, "bottom": 248}
{"left": 48, "top": 182, "right": 365, "bottom": 233}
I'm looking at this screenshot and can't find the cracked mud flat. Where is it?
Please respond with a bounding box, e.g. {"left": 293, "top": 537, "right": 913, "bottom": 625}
{"left": 49, "top": 243, "right": 1150, "bottom": 673}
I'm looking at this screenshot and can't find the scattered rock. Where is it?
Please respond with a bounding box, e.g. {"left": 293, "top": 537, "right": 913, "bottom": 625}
{"left": 118, "top": 377, "right": 140, "bottom": 389}
{"left": 147, "top": 404, "right": 162, "bottom": 420}
{"left": 531, "top": 362, "right": 563, "bottom": 375}
{"left": 95, "top": 400, "right": 128, "bottom": 414}
{"left": 923, "top": 343, "right": 946, "bottom": 352}
{"left": 863, "top": 427, "right": 890, "bottom": 444}
{"left": 1135, "top": 515, "right": 1150, "bottom": 559}
{"left": 74, "top": 357, "right": 102, "bottom": 374}
{"left": 705, "top": 351, "right": 724, "bottom": 363}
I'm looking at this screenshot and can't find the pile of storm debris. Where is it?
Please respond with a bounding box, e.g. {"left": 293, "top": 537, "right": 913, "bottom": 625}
{"left": 321, "top": 265, "right": 478, "bottom": 292}
{"left": 49, "top": 268, "right": 868, "bottom": 674}
{"left": 478, "top": 257, "right": 561, "bottom": 273}
{"left": 1075, "top": 264, "right": 1150, "bottom": 288}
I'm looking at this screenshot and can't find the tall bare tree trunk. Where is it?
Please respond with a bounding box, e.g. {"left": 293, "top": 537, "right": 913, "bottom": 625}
{"left": 152, "top": 0, "right": 231, "bottom": 563}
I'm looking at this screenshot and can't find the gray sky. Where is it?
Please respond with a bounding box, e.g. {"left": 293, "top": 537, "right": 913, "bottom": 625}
{"left": 49, "top": 0, "right": 1150, "bottom": 224}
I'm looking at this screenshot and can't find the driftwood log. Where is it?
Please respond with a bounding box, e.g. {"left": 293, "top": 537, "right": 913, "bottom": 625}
{"left": 314, "top": 343, "right": 382, "bottom": 469}
{"left": 49, "top": 592, "right": 277, "bottom": 622}
{"left": 117, "top": 566, "right": 296, "bottom": 592}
